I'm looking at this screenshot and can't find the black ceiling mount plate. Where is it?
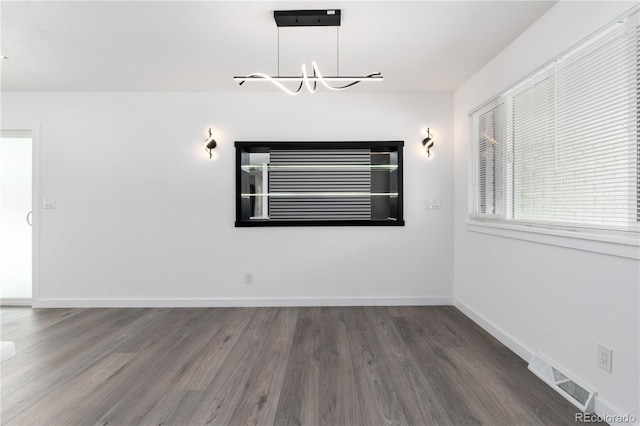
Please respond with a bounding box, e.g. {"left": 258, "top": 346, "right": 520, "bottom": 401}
{"left": 274, "top": 10, "right": 341, "bottom": 27}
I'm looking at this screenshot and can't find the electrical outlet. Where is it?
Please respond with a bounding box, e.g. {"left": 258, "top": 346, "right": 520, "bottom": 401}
{"left": 597, "top": 344, "right": 612, "bottom": 373}
{"left": 244, "top": 272, "right": 254, "bottom": 285}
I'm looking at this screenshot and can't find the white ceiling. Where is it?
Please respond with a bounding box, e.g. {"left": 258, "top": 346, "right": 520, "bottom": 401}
{"left": 0, "top": 1, "right": 556, "bottom": 92}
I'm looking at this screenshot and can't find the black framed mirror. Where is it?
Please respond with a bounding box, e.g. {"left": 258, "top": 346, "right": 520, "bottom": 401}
{"left": 235, "top": 141, "right": 404, "bottom": 227}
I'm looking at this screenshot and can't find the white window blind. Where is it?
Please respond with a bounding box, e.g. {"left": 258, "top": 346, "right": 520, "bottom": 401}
{"left": 471, "top": 7, "right": 639, "bottom": 234}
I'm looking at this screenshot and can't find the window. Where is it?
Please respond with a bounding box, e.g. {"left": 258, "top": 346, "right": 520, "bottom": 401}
{"left": 470, "top": 7, "right": 639, "bottom": 235}
{"left": 235, "top": 141, "right": 404, "bottom": 227}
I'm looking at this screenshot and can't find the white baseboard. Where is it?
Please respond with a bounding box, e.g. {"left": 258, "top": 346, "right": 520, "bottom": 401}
{"left": 0, "top": 298, "right": 32, "bottom": 307}
{"left": 453, "top": 299, "right": 533, "bottom": 362}
{"left": 32, "top": 296, "right": 452, "bottom": 308}
{"left": 453, "top": 299, "right": 635, "bottom": 424}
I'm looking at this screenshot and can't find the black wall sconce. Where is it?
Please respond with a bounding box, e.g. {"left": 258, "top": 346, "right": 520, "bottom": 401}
{"left": 205, "top": 128, "right": 217, "bottom": 158}
{"left": 422, "top": 128, "right": 434, "bottom": 157}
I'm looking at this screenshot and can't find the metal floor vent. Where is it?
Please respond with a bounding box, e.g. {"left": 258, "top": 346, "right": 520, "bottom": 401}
{"left": 528, "top": 353, "right": 596, "bottom": 412}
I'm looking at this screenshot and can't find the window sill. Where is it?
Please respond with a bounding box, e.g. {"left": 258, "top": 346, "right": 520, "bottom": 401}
{"left": 466, "top": 220, "right": 639, "bottom": 260}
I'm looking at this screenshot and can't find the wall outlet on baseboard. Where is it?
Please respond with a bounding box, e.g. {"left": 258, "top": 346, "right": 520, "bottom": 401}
{"left": 244, "top": 272, "right": 254, "bottom": 285}
{"left": 597, "top": 344, "right": 612, "bottom": 373}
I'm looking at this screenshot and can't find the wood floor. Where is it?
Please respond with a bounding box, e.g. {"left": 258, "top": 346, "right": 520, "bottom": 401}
{"left": 1, "top": 306, "right": 583, "bottom": 425}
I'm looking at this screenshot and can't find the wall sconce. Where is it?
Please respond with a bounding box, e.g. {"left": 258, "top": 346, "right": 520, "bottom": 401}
{"left": 204, "top": 128, "right": 217, "bottom": 159}
{"left": 422, "top": 128, "right": 434, "bottom": 157}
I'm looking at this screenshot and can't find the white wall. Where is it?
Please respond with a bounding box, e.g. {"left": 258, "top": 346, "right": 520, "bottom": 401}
{"left": 1, "top": 90, "right": 453, "bottom": 306}
{"left": 453, "top": 1, "right": 639, "bottom": 422}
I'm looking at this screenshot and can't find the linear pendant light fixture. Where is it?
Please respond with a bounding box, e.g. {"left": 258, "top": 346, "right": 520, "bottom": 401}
{"left": 233, "top": 9, "right": 383, "bottom": 95}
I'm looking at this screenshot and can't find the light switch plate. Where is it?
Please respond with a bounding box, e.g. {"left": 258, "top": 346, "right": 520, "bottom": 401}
{"left": 425, "top": 198, "right": 441, "bottom": 210}
{"left": 42, "top": 198, "right": 56, "bottom": 209}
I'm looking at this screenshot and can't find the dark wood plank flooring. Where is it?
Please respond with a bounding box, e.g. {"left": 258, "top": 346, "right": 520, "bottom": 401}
{"left": 0, "top": 306, "right": 583, "bottom": 425}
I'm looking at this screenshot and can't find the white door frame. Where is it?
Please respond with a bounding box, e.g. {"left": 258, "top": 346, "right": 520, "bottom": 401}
{"left": 1, "top": 125, "right": 40, "bottom": 307}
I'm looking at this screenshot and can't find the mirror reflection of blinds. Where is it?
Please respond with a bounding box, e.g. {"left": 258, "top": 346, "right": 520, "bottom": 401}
{"left": 268, "top": 150, "right": 372, "bottom": 220}
{"left": 471, "top": 7, "right": 639, "bottom": 232}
